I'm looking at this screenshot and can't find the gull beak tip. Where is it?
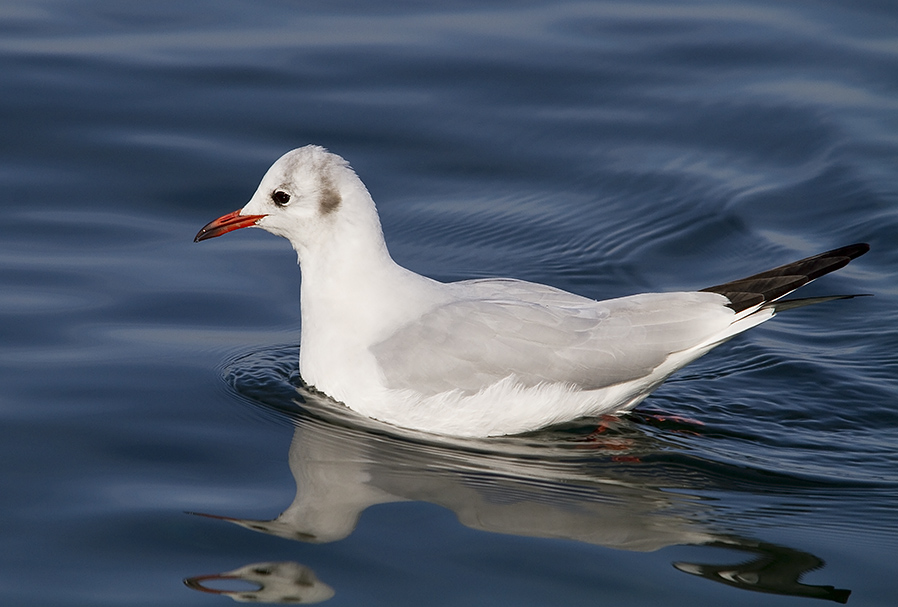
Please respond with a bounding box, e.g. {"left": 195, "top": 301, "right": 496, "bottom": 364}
{"left": 194, "top": 209, "right": 267, "bottom": 243}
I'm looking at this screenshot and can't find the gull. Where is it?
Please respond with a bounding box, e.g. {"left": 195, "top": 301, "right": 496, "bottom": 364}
{"left": 196, "top": 145, "right": 868, "bottom": 437}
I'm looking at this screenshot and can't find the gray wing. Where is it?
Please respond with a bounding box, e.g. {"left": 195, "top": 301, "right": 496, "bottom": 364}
{"left": 370, "top": 280, "right": 735, "bottom": 396}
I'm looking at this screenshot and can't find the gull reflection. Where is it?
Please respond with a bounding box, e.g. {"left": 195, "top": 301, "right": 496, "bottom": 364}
{"left": 186, "top": 384, "right": 850, "bottom": 604}
{"left": 674, "top": 542, "right": 849, "bottom": 603}
{"left": 185, "top": 561, "right": 333, "bottom": 604}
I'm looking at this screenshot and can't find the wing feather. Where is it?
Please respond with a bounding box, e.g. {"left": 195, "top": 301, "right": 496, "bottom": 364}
{"left": 370, "top": 280, "right": 734, "bottom": 396}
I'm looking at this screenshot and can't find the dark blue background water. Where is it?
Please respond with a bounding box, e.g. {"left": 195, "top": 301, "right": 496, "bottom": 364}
{"left": 1, "top": 1, "right": 897, "bottom": 605}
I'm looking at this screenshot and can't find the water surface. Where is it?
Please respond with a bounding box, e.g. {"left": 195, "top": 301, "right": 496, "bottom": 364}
{"left": 1, "top": 1, "right": 897, "bottom": 605}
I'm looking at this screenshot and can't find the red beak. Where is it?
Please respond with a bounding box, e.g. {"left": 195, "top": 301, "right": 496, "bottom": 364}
{"left": 194, "top": 209, "right": 267, "bottom": 242}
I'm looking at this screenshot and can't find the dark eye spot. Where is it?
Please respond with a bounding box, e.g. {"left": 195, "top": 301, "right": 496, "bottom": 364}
{"left": 272, "top": 190, "right": 291, "bottom": 206}
{"left": 318, "top": 182, "right": 341, "bottom": 215}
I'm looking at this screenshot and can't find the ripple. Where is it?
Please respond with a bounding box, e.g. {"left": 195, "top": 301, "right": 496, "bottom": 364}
{"left": 222, "top": 345, "right": 895, "bottom": 494}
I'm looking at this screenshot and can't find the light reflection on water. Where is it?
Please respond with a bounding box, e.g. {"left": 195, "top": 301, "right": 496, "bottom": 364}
{"left": 1, "top": 0, "right": 897, "bottom": 605}
{"left": 182, "top": 346, "right": 865, "bottom": 603}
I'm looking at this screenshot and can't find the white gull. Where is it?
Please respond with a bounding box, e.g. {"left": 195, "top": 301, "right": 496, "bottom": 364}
{"left": 196, "top": 145, "right": 868, "bottom": 437}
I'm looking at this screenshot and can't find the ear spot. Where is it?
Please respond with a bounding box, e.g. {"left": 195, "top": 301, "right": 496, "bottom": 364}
{"left": 272, "top": 190, "right": 291, "bottom": 206}
{"left": 319, "top": 181, "right": 341, "bottom": 215}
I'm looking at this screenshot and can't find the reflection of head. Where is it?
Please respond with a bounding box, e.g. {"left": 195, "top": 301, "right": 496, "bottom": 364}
{"left": 184, "top": 561, "right": 334, "bottom": 604}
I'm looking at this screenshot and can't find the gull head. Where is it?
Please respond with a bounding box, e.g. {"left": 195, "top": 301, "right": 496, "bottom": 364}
{"left": 195, "top": 145, "right": 381, "bottom": 255}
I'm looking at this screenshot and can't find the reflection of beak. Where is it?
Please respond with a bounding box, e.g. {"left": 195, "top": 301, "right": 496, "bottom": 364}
{"left": 194, "top": 209, "right": 266, "bottom": 242}
{"left": 183, "top": 573, "right": 261, "bottom": 595}
{"left": 185, "top": 510, "right": 239, "bottom": 522}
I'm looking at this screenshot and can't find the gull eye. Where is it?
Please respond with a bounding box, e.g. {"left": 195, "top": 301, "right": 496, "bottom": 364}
{"left": 272, "top": 190, "right": 291, "bottom": 206}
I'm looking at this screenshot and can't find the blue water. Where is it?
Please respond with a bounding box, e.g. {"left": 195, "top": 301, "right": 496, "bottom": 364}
{"left": 1, "top": 1, "right": 897, "bottom": 605}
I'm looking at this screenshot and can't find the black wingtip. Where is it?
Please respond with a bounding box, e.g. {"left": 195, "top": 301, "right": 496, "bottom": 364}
{"left": 817, "top": 242, "right": 869, "bottom": 266}
{"left": 701, "top": 243, "right": 870, "bottom": 313}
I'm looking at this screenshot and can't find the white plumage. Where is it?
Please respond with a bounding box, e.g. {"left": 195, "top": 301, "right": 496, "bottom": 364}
{"left": 196, "top": 146, "right": 867, "bottom": 437}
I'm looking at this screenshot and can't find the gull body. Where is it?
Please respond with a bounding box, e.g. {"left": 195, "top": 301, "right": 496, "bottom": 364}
{"left": 196, "top": 146, "right": 868, "bottom": 437}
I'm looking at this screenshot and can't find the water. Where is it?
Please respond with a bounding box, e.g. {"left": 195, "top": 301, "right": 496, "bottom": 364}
{"left": 1, "top": 1, "right": 897, "bottom": 605}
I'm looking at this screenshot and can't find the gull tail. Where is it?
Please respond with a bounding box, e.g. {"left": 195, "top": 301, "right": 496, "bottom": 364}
{"left": 700, "top": 243, "right": 870, "bottom": 313}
